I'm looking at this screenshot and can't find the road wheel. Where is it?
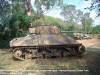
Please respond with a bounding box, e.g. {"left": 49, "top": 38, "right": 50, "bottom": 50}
{"left": 67, "top": 48, "right": 77, "bottom": 56}
{"left": 42, "top": 51, "right": 46, "bottom": 58}
{"left": 60, "top": 51, "right": 64, "bottom": 58}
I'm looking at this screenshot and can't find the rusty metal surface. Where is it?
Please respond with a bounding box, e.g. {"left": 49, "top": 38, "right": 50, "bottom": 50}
{"left": 10, "top": 34, "right": 80, "bottom": 47}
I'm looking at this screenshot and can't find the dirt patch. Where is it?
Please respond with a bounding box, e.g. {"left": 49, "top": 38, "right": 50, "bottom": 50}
{"left": 77, "top": 38, "right": 100, "bottom": 48}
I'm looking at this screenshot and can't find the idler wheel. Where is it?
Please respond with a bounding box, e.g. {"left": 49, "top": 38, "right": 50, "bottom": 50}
{"left": 13, "top": 48, "right": 25, "bottom": 60}
{"left": 78, "top": 45, "right": 85, "bottom": 55}
{"left": 26, "top": 50, "right": 33, "bottom": 59}
{"left": 67, "top": 48, "right": 77, "bottom": 56}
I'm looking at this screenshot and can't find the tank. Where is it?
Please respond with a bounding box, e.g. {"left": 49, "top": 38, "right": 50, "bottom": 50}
{"left": 10, "top": 25, "right": 85, "bottom": 60}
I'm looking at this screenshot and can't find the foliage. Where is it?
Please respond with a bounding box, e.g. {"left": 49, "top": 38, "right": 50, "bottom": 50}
{"left": 92, "top": 25, "right": 100, "bottom": 34}
{"left": 34, "top": 0, "right": 63, "bottom": 16}
{"left": 61, "top": 5, "right": 93, "bottom": 33}
{"left": 0, "top": 0, "right": 95, "bottom": 48}
{"left": 0, "top": 12, "right": 32, "bottom": 40}
{"left": 81, "top": 13, "right": 93, "bottom": 33}
{"left": 32, "top": 16, "right": 67, "bottom": 29}
{"left": 0, "top": 0, "right": 11, "bottom": 25}
{"left": 8, "top": 11, "right": 32, "bottom": 38}
{"left": 85, "top": 0, "right": 100, "bottom": 16}
{"left": 60, "top": 5, "right": 83, "bottom": 31}
{"left": 61, "top": 5, "right": 77, "bottom": 23}
{"left": 0, "top": 0, "right": 63, "bottom": 41}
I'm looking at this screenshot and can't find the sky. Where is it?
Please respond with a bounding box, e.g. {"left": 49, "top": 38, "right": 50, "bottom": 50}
{"left": 31, "top": 0, "right": 100, "bottom": 25}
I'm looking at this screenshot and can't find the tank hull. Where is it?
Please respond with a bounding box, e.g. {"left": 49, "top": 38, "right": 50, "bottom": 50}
{"left": 10, "top": 26, "right": 85, "bottom": 60}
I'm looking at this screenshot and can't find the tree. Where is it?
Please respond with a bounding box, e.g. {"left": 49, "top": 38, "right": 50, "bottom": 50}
{"left": 61, "top": 5, "right": 77, "bottom": 23}
{"left": 34, "top": 0, "right": 63, "bottom": 16}
{"left": 12, "top": 0, "right": 63, "bottom": 26}
{"left": 60, "top": 5, "right": 83, "bottom": 31}
{"left": 0, "top": 0, "right": 11, "bottom": 24}
{"left": 0, "top": 0, "right": 11, "bottom": 40}
{"left": 0, "top": 0, "right": 33, "bottom": 39}
{"left": 81, "top": 13, "right": 93, "bottom": 33}
{"left": 61, "top": 5, "right": 93, "bottom": 33}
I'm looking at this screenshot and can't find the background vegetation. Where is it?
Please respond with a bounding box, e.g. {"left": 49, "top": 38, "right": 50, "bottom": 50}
{"left": 0, "top": 0, "right": 100, "bottom": 48}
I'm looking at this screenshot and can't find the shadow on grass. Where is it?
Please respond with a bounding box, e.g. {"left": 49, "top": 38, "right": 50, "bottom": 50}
{"left": 0, "top": 39, "right": 10, "bottom": 49}
{"left": 86, "top": 48, "right": 100, "bottom": 75}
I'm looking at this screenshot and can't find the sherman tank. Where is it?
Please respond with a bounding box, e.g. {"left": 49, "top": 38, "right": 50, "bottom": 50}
{"left": 10, "top": 25, "right": 85, "bottom": 60}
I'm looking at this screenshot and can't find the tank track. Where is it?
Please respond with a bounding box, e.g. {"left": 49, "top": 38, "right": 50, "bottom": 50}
{"left": 11, "top": 44, "right": 85, "bottom": 60}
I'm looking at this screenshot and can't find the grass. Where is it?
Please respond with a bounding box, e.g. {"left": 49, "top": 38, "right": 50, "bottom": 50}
{"left": 0, "top": 48, "right": 100, "bottom": 75}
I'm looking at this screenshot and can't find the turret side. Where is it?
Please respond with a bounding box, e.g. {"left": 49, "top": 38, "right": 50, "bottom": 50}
{"left": 29, "top": 25, "right": 61, "bottom": 34}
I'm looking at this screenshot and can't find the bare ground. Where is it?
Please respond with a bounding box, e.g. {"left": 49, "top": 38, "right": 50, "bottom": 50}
{"left": 0, "top": 38, "right": 100, "bottom": 75}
